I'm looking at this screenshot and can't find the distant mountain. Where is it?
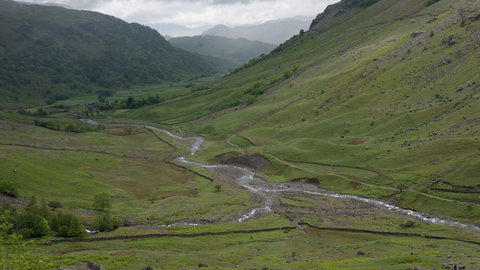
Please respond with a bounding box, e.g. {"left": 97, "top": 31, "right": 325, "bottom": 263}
{"left": 0, "top": 1, "right": 226, "bottom": 106}
{"left": 150, "top": 23, "right": 215, "bottom": 38}
{"left": 17, "top": 1, "right": 75, "bottom": 9}
{"left": 201, "top": 18, "right": 312, "bottom": 45}
{"left": 169, "top": 35, "right": 276, "bottom": 65}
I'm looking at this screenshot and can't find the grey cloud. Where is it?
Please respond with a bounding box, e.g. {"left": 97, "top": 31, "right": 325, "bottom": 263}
{"left": 20, "top": 0, "right": 339, "bottom": 28}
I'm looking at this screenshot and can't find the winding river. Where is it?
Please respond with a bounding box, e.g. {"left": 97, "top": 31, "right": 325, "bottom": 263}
{"left": 82, "top": 119, "right": 480, "bottom": 234}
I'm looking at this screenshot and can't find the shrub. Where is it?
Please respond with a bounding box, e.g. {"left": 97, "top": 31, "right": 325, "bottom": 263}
{"left": 0, "top": 180, "right": 19, "bottom": 197}
{"left": 92, "top": 213, "right": 120, "bottom": 232}
{"left": 58, "top": 226, "right": 69, "bottom": 237}
{"left": 214, "top": 185, "right": 222, "bottom": 192}
{"left": 19, "top": 212, "right": 49, "bottom": 238}
{"left": 124, "top": 126, "right": 135, "bottom": 135}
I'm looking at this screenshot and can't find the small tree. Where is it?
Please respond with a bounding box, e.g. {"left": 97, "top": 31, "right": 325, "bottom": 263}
{"left": 396, "top": 182, "right": 408, "bottom": 193}
{"left": 214, "top": 184, "right": 222, "bottom": 192}
{"left": 48, "top": 200, "right": 63, "bottom": 211}
{"left": 49, "top": 213, "right": 59, "bottom": 232}
{"left": 68, "top": 215, "right": 85, "bottom": 238}
{"left": 126, "top": 96, "right": 134, "bottom": 108}
{"left": 92, "top": 192, "right": 112, "bottom": 212}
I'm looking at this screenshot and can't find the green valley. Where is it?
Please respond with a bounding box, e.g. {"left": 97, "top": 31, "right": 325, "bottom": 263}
{"left": 2, "top": 0, "right": 480, "bottom": 269}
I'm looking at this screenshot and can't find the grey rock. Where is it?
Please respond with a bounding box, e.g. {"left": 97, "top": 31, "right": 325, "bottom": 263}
{"left": 123, "top": 219, "right": 138, "bottom": 227}
{"left": 87, "top": 261, "right": 101, "bottom": 270}
{"left": 199, "top": 262, "right": 208, "bottom": 268}
{"left": 356, "top": 250, "right": 365, "bottom": 255}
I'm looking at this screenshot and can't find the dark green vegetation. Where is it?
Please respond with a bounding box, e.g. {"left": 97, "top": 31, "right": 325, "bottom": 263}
{"left": 2, "top": 0, "right": 480, "bottom": 268}
{"left": 0, "top": 1, "right": 228, "bottom": 108}
{"left": 169, "top": 35, "right": 276, "bottom": 65}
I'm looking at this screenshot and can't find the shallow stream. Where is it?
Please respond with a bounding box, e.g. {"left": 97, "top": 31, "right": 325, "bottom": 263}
{"left": 82, "top": 119, "right": 480, "bottom": 233}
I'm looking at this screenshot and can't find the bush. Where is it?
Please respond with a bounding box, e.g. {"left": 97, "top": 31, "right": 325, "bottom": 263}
{"left": 58, "top": 226, "right": 69, "bottom": 237}
{"left": 0, "top": 180, "right": 19, "bottom": 197}
{"left": 92, "top": 214, "right": 120, "bottom": 232}
{"left": 19, "top": 212, "right": 49, "bottom": 238}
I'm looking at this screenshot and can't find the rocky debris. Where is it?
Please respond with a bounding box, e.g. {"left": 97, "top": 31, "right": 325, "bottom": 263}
{"left": 411, "top": 31, "right": 425, "bottom": 38}
{"left": 57, "top": 261, "right": 104, "bottom": 270}
{"left": 199, "top": 262, "right": 208, "bottom": 267}
{"left": 219, "top": 153, "right": 272, "bottom": 171}
{"left": 289, "top": 178, "right": 320, "bottom": 185}
{"left": 356, "top": 250, "right": 365, "bottom": 255}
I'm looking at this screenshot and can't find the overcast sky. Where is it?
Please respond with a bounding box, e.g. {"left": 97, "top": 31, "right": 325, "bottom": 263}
{"left": 21, "top": 0, "right": 339, "bottom": 28}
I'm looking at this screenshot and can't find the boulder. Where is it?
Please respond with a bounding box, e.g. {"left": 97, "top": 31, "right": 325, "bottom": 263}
{"left": 356, "top": 250, "right": 365, "bottom": 255}
{"left": 86, "top": 261, "right": 101, "bottom": 270}
{"left": 123, "top": 219, "right": 138, "bottom": 227}
{"left": 199, "top": 262, "right": 208, "bottom": 268}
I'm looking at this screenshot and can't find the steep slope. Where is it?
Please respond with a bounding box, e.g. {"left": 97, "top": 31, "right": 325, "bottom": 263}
{"left": 0, "top": 0, "right": 224, "bottom": 107}
{"left": 202, "top": 18, "right": 311, "bottom": 45}
{"left": 130, "top": 0, "right": 480, "bottom": 223}
{"left": 169, "top": 35, "right": 276, "bottom": 65}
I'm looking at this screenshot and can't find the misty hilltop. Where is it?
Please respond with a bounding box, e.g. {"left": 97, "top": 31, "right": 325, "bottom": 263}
{"left": 169, "top": 35, "right": 276, "bottom": 65}
{"left": 202, "top": 17, "right": 312, "bottom": 45}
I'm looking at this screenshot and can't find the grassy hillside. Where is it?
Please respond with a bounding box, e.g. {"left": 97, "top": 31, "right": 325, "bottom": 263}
{"left": 107, "top": 0, "right": 480, "bottom": 222}
{"left": 3, "top": 0, "right": 480, "bottom": 268}
{"left": 169, "top": 35, "right": 276, "bottom": 66}
{"left": 0, "top": 1, "right": 227, "bottom": 108}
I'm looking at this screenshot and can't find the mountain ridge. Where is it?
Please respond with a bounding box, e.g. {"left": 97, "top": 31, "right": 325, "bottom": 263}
{"left": 169, "top": 35, "right": 276, "bottom": 66}
{"left": 0, "top": 0, "right": 226, "bottom": 107}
